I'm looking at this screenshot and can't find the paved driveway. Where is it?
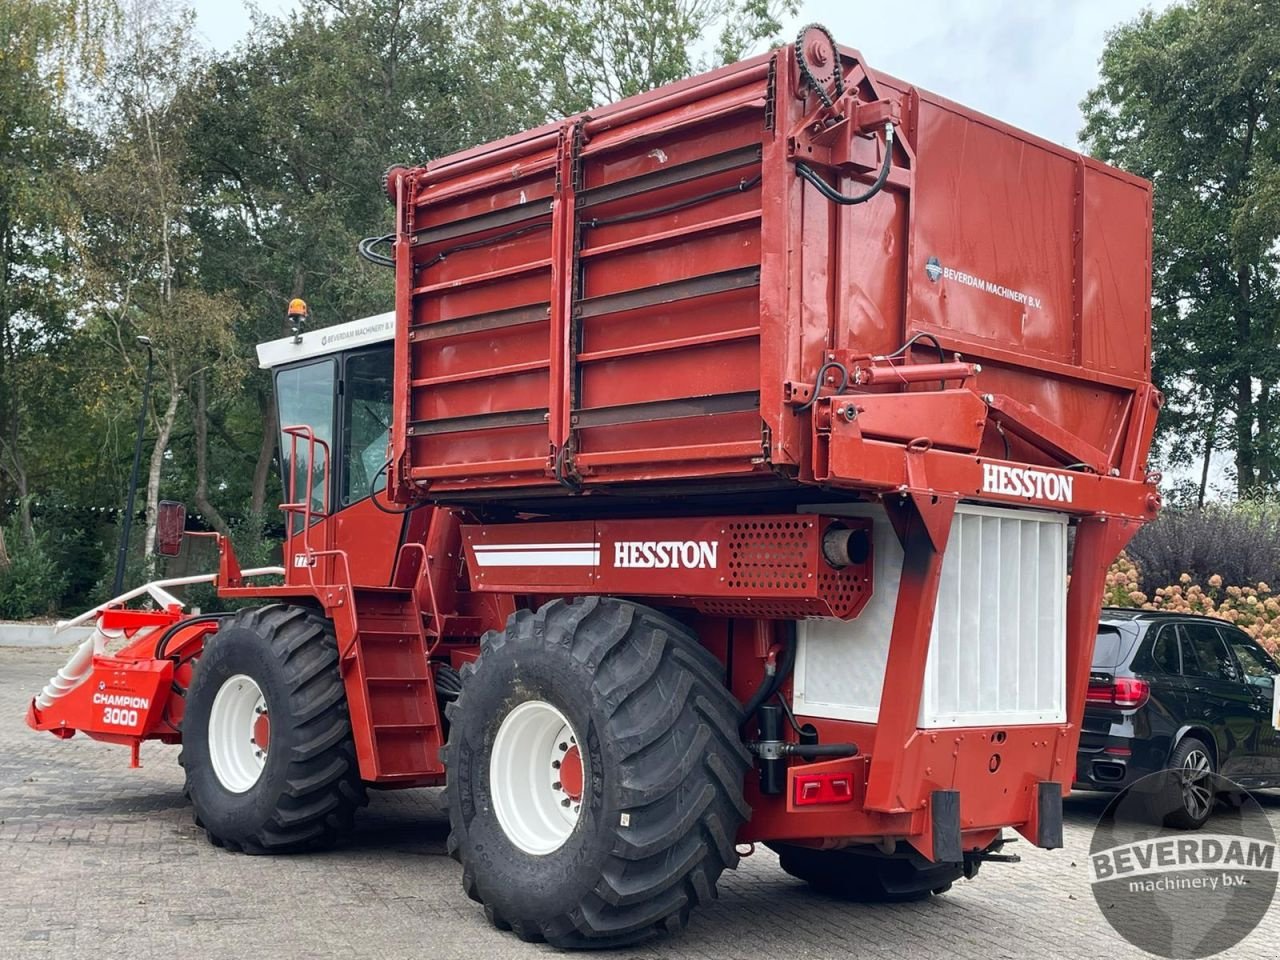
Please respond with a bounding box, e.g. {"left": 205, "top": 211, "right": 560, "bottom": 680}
{"left": 2, "top": 645, "right": 1276, "bottom": 960}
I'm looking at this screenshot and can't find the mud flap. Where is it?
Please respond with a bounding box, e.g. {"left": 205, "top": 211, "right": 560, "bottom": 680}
{"left": 1036, "top": 781, "right": 1064, "bottom": 849}
{"left": 931, "top": 789, "right": 963, "bottom": 863}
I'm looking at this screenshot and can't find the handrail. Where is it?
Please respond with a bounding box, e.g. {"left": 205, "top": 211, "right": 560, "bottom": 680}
{"left": 54, "top": 567, "right": 287, "bottom": 633}
{"left": 280, "top": 423, "right": 334, "bottom": 583}
{"left": 393, "top": 542, "right": 440, "bottom": 654}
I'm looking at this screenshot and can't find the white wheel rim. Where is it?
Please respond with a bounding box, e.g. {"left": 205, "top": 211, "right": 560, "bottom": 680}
{"left": 489, "top": 700, "right": 586, "bottom": 855}
{"left": 208, "top": 674, "right": 270, "bottom": 793}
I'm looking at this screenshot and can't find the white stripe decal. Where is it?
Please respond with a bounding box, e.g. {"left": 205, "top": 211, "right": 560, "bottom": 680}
{"left": 473, "top": 549, "right": 600, "bottom": 567}
{"left": 473, "top": 542, "right": 600, "bottom": 551}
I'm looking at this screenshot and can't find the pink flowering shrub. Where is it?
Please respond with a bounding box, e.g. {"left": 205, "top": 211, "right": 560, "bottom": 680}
{"left": 1104, "top": 552, "right": 1280, "bottom": 658}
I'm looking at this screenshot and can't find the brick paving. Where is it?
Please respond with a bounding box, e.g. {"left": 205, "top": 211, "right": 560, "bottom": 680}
{"left": 1, "top": 644, "right": 1276, "bottom": 960}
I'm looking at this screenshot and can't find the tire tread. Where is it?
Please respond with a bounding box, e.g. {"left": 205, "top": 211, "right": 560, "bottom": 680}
{"left": 446, "top": 597, "right": 750, "bottom": 948}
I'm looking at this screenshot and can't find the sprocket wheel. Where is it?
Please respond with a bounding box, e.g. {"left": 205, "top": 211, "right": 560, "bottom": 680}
{"left": 795, "top": 23, "right": 844, "bottom": 110}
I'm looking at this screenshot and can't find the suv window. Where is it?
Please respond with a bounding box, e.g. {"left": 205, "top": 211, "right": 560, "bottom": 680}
{"left": 1149, "top": 626, "right": 1181, "bottom": 674}
{"left": 1179, "top": 623, "right": 1241, "bottom": 683}
{"left": 1224, "top": 632, "right": 1279, "bottom": 688}
{"left": 1093, "top": 626, "right": 1127, "bottom": 669}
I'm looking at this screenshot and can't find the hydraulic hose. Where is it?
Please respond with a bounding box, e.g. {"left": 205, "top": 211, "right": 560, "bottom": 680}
{"left": 153, "top": 613, "right": 226, "bottom": 660}
{"left": 739, "top": 624, "right": 796, "bottom": 730}
{"left": 357, "top": 234, "right": 395, "bottom": 268}
{"left": 369, "top": 459, "right": 431, "bottom": 515}
{"left": 795, "top": 121, "right": 895, "bottom": 206}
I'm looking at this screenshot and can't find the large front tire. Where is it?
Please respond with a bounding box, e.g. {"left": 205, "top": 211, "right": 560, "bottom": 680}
{"left": 445, "top": 597, "right": 751, "bottom": 948}
{"left": 182, "top": 605, "right": 367, "bottom": 853}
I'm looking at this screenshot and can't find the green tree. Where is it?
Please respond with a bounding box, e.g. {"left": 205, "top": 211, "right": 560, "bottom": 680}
{"left": 1081, "top": 0, "right": 1280, "bottom": 499}
{"left": 180, "top": 0, "right": 485, "bottom": 519}
{"left": 77, "top": 0, "right": 241, "bottom": 570}
{"left": 0, "top": 0, "right": 116, "bottom": 543}
{"left": 476, "top": 0, "right": 795, "bottom": 117}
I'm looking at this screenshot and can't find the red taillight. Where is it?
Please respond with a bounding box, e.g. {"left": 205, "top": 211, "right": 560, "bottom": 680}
{"left": 793, "top": 773, "right": 855, "bottom": 806}
{"left": 1087, "top": 677, "right": 1150, "bottom": 709}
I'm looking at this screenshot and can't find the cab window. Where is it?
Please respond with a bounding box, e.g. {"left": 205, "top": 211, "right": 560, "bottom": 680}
{"left": 275, "top": 359, "right": 336, "bottom": 528}
{"left": 341, "top": 345, "right": 393, "bottom": 506}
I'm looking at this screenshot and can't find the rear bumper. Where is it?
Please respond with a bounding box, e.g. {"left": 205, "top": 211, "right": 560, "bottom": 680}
{"left": 1073, "top": 728, "right": 1172, "bottom": 791}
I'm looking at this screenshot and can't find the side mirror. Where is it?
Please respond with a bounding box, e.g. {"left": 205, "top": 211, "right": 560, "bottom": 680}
{"left": 156, "top": 500, "right": 187, "bottom": 557}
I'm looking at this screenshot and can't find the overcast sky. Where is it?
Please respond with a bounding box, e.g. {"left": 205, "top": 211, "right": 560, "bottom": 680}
{"left": 192, "top": 0, "right": 1171, "bottom": 149}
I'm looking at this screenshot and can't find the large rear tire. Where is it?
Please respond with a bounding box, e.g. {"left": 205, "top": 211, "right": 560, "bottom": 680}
{"left": 445, "top": 597, "right": 751, "bottom": 948}
{"left": 770, "top": 841, "right": 974, "bottom": 901}
{"left": 182, "top": 604, "right": 367, "bottom": 853}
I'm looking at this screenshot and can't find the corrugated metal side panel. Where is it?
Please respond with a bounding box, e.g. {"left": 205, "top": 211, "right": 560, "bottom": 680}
{"left": 570, "top": 103, "right": 767, "bottom": 479}
{"left": 794, "top": 504, "right": 1066, "bottom": 728}
{"left": 403, "top": 141, "right": 560, "bottom": 486}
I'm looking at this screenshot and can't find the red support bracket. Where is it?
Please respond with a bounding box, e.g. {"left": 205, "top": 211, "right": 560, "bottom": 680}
{"left": 886, "top": 440, "right": 958, "bottom": 554}
{"left": 865, "top": 490, "right": 956, "bottom": 813}
{"left": 983, "top": 392, "right": 1112, "bottom": 476}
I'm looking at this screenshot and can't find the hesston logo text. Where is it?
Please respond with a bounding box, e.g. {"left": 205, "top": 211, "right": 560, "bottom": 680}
{"left": 614, "top": 541, "right": 718, "bottom": 570}
{"left": 982, "top": 463, "right": 1074, "bottom": 503}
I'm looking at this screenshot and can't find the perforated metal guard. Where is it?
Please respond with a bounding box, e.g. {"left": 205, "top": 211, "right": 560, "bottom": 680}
{"left": 695, "top": 517, "right": 871, "bottom": 619}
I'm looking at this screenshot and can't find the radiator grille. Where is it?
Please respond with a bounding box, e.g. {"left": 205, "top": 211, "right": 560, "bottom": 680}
{"left": 794, "top": 503, "right": 1067, "bottom": 728}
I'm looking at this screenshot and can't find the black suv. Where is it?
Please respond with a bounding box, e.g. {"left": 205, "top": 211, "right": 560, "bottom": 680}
{"left": 1075, "top": 610, "right": 1280, "bottom": 827}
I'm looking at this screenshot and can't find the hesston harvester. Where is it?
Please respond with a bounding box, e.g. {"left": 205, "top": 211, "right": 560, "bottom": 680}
{"left": 26, "top": 26, "right": 1161, "bottom": 947}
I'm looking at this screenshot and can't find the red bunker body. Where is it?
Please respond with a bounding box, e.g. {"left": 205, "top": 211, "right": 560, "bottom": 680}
{"left": 28, "top": 27, "right": 1159, "bottom": 948}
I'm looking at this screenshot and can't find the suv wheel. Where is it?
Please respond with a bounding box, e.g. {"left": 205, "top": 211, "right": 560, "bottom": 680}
{"left": 1162, "top": 737, "right": 1216, "bottom": 829}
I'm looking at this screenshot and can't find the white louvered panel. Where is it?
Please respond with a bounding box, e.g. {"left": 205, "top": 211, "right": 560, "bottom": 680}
{"left": 793, "top": 503, "right": 1067, "bottom": 728}
{"left": 919, "top": 505, "right": 1066, "bottom": 727}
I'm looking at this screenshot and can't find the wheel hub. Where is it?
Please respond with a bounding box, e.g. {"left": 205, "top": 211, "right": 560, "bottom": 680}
{"left": 557, "top": 744, "right": 584, "bottom": 803}
{"left": 208, "top": 674, "right": 269, "bottom": 794}
{"left": 490, "top": 700, "right": 587, "bottom": 855}
{"left": 252, "top": 709, "right": 271, "bottom": 752}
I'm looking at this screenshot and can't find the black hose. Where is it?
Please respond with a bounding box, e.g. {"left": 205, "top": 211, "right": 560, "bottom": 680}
{"left": 153, "top": 613, "right": 227, "bottom": 660}
{"left": 795, "top": 359, "right": 850, "bottom": 412}
{"left": 358, "top": 234, "right": 395, "bottom": 268}
{"left": 739, "top": 625, "right": 796, "bottom": 730}
{"left": 795, "top": 122, "right": 895, "bottom": 206}
{"left": 885, "top": 330, "right": 948, "bottom": 389}
{"left": 435, "top": 662, "right": 463, "bottom": 702}
{"left": 422, "top": 219, "right": 553, "bottom": 268}
{"left": 779, "top": 742, "right": 859, "bottom": 759}
{"left": 886, "top": 330, "right": 946, "bottom": 364}
{"left": 775, "top": 690, "right": 805, "bottom": 735}
{"left": 369, "top": 459, "right": 432, "bottom": 515}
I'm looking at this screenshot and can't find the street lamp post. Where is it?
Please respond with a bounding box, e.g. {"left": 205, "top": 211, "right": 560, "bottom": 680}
{"left": 112, "top": 336, "right": 155, "bottom": 597}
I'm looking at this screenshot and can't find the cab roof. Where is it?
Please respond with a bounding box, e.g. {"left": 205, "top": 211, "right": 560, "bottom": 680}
{"left": 255, "top": 311, "right": 393, "bottom": 369}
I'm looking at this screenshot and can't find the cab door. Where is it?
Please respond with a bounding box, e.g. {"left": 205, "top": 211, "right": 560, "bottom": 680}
{"left": 275, "top": 358, "right": 338, "bottom": 581}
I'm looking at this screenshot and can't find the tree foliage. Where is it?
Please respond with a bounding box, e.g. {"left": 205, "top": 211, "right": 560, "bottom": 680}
{"left": 0, "top": 0, "right": 116, "bottom": 544}
{"left": 1081, "top": 0, "right": 1280, "bottom": 499}
{"left": 0, "top": 0, "right": 792, "bottom": 614}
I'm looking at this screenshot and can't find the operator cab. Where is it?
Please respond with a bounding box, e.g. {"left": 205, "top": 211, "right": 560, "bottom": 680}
{"left": 255, "top": 311, "right": 395, "bottom": 524}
